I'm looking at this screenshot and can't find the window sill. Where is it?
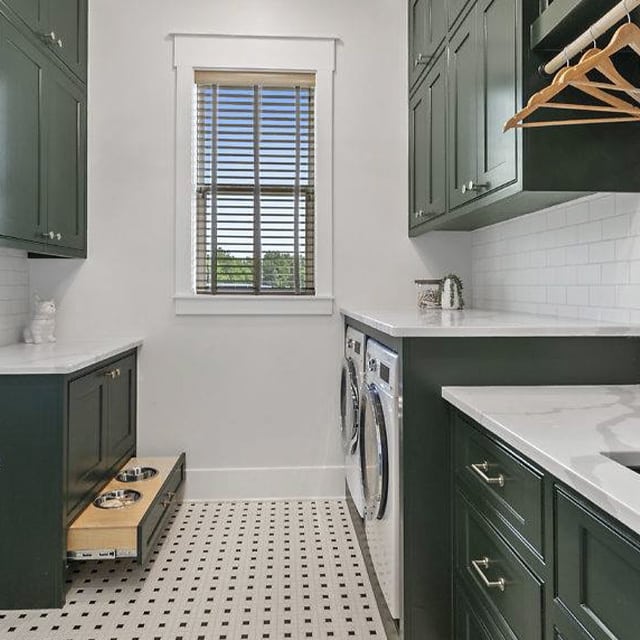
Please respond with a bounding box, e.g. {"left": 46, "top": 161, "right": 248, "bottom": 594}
{"left": 174, "top": 295, "right": 334, "bottom": 316}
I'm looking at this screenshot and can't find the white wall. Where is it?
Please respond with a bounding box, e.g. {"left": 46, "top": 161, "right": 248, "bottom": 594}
{"left": 0, "top": 249, "right": 29, "bottom": 347}
{"left": 30, "top": 0, "right": 470, "bottom": 499}
{"left": 472, "top": 193, "right": 640, "bottom": 322}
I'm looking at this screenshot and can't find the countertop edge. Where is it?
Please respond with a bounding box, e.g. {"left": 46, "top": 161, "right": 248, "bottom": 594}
{"left": 0, "top": 339, "right": 144, "bottom": 375}
{"left": 442, "top": 386, "right": 640, "bottom": 538}
{"left": 341, "top": 308, "right": 640, "bottom": 338}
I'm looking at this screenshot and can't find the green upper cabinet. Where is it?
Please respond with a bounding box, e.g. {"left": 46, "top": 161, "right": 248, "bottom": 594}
{"left": 447, "top": 0, "right": 516, "bottom": 212}
{"left": 0, "top": 17, "right": 45, "bottom": 244}
{"left": 476, "top": 0, "right": 517, "bottom": 197}
{"left": 1, "top": 0, "right": 87, "bottom": 82}
{"left": 44, "top": 68, "right": 86, "bottom": 252}
{"left": 409, "top": 52, "right": 446, "bottom": 231}
{"left": 47, "top": 0, "right": 87, "bottom": 81}
{"left": 408, "top": 0, "right": 446, "bottom": 89}
{"left": 0, "top": 4, "right": 87, "bottom": 257}
{"left": 410, "top": 0, "right": 640, "bottom": 234}
{"left": 1, "top": 0, "right": 48, "bottom": 33}
{"left": 447, "top": 5, "right": 477, "bottom": 211}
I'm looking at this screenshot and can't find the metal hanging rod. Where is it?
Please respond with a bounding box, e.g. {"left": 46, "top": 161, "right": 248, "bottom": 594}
{"left": 543, "top": 0, "right": 640, "bottom": 75}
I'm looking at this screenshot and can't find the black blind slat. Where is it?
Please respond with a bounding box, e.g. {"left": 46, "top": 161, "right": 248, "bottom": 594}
{"left": 195, "top": 77, "right": 315, "bottom": 295}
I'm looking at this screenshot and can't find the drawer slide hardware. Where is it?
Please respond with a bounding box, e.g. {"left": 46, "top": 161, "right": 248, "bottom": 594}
{"left": 471, "top": 461, "right": 505, "bottom": 487}
{"left": 471, "top": 557, "right": 506, "bottom": 592}
{"left": 67, "top": 548, "right": 136, "bottom": 560}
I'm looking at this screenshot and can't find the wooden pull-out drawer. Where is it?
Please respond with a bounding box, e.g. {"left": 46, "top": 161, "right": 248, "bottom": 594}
{"left": 67, "top": 453, "right": 185, "bottom": 564}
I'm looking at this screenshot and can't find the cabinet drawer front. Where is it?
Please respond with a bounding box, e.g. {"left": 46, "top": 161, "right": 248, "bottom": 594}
{"left": 455, "top": 413, "right": 544, "bottom": 555}
{"left": 455, "top": 584, "right": 506, "bottom": 640}
{"left": 138, "top": 455, "right": 185, "bottom": 564}
{"left": 555, "top": 488, "right": 640, "bottom": 640}
{"left": 456, "top": 490, "right": 544, "bottom": 640}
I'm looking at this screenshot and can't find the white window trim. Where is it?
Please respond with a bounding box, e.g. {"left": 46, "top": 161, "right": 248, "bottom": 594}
{"left": 172, "top": 33, "right": 336, "bottom": 316}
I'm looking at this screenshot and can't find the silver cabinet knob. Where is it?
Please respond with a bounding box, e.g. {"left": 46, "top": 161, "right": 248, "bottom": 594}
{"left": 415, "top": 210, "right": 425, "bottom": 219}
{"left": 56, "top": 38, "right": 63, "bottom": 48}
{"left": 48, "top": 230, "right": 55, "bottom": 240}
{"left": 56, "top": 232, "right": 62, "bottom": 241}
{"left": 414, "top": 53, "right": 430, "bottom": 67}
{"left": 461, "top": 180, "right": 489, "bottom": 194}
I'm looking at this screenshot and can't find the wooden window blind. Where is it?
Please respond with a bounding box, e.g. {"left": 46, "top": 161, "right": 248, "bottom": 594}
{"left": 195, "top": 70, "right": 316, "bottom": 295}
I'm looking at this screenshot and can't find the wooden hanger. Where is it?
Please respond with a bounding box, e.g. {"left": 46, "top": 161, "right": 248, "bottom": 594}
{"left": 504, "top": 22, "right": 640, "bottom": 130}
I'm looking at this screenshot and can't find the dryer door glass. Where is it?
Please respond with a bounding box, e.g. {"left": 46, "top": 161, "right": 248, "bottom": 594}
{"left": 340, "top": 358, "right": 359, "bottom": 454}
{"left": 360, "top": 383, "right": 389, "bottom": 520}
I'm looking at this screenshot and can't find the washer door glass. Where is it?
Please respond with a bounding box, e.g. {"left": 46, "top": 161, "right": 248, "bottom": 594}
{"left": 340, "top": 358, "right": 359, "bottom": 454}
{"left": 360, "top": 383, "right": 388, "bottom": 520}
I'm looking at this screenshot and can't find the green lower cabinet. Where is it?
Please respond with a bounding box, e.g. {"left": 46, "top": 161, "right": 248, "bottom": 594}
{"left": 452, "top": 410, "right": 640, "bottom": 640}
{"left": 454, "top": 584, "right": 506, "bottom": 640}
{"left": 0, "top": 350, "right": 137, "bottom": 609}
{"left": 555, "top": 488, "right": 640, "bottom": 640}
{"left": 455, "top": 489, "right": 544, "bottom": 640}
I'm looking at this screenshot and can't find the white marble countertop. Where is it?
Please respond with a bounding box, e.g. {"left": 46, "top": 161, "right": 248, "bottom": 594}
{"left": 0, "top": 338, "right": 143, "bottom": 374}
{"left": 442, "top": 384, "right": 640, "bottom": 536}
{"left": 340, "top": 307, "right": 640, "bottom": 337}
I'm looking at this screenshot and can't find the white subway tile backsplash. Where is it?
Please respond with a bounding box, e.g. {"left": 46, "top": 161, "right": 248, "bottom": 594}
{"left": 0, "top": 249, "right": 29, "bottom": 347}
{"left": 588, "top": 240, "right": 615, "bottom": 263}
{"left": 472, "top": 194, "right": 640, "bottom": 321}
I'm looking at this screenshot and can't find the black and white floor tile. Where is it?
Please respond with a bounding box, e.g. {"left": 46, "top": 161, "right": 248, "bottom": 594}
{"left": 0, "top": 500, "right": 386, "bottom": 640}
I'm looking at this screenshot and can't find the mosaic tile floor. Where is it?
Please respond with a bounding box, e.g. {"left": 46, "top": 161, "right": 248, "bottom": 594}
{"left": 0, "top": 500, "right": 386, "bottom": 640}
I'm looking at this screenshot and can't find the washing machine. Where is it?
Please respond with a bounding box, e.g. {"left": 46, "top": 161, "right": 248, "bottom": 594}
{"left": 340, "top": 327, "right": 366, "bottom": 517}
{"left": 360, "top": 339, "right": 401, "bottom": 620}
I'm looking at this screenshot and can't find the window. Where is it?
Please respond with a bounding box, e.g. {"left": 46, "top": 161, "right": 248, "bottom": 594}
{"left": 173, "top": 34, "right": 335, "bottom": 315}
{"left": 194, "top": 72, "right": 315, "bottom": 295}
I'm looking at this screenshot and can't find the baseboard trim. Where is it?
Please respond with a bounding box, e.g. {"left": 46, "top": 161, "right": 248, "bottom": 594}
{"left": 184, "top": 465, "right": 345, "bottom": 500}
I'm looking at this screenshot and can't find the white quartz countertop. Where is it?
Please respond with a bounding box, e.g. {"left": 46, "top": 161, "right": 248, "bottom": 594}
{"left": 442, "top": 384, "right": 640, "bottom": 536}
{"left": 0, "top": 338, "right": 143, "bottom": 374}
{"left": 340, "top": 308, "right": 640, "bottom": 337}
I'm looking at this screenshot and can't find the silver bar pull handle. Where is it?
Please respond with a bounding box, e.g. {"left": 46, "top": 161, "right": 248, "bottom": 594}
{"left": 471, "top": 557, "right": 506, "bottom": 592}
{"left": 470, "top": 461, "right": 505, "bottom": 487}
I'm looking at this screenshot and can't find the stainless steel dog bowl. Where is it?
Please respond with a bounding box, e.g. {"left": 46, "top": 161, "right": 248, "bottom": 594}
{"left": 116, "top": 466, "right": 158, "bottom": 483}
{"left": 94, "top": 489, "right": 142, "bottom": 509}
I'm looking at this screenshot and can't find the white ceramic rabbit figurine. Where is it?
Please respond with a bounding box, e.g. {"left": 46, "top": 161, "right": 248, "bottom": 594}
{"left": 23, "top": 295, "right": 56, "bottom": 344}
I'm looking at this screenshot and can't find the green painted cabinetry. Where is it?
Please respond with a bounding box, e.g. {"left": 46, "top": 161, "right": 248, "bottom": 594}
{"left": 0, "top": 1, "right": 87, "bottom": 257}
{"left": 451, "top": 410, "right": 640, "bottom": 640}
{"left": 0, "top": 350, "right": 137, "bottom": 609}
{"left": 409, "top": 0, "right": 446, "bottom": 89}
{"left": 409, "top": 52, "right": 447, "bottom": 228}
{"left": 409, "top": 0, "right": 640, "bottom": 234}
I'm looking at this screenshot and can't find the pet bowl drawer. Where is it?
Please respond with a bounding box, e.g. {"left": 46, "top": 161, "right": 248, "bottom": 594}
{"left": 67, "top": 453, "right": 185, "bottom": 563}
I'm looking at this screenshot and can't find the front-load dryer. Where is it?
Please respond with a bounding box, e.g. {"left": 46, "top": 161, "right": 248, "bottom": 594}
{"left": 340, "top": 327, "right": 366, "bottom": 518}
{"left": 360, "top": 339, "right": 401, "bottom": 620}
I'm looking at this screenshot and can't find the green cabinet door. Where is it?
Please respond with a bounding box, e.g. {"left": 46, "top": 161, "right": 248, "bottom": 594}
{"left": 47, "top": 0, "right": 87, "bottom": 81}
{"left": 448, "top": 4, "right": 478, "bottom": 210}
{"left": 476, "top": 0, "right": 517, "bottom": 195}
{"left": 555, "top": 488, "right": 640, "bottom": 640}
{"left": 409, "top": 0, "right": 446, "bottom": 88}
{"left": 2, "top": 0, "right": 48, "bottom": 33}
{"left": 44, "top": 65, "right": 86, "bottom": 253}
{"left": 0, "top": 16, "right": 45, "bottom": 244}
{"left": 409, "top": 52, "right": 446, "bottom": 230}
{"left": 105, "top": 354, "right": 137, "bottom": 472}
{"left": 67, "top": 370, "right": 109, "bottom": 521}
